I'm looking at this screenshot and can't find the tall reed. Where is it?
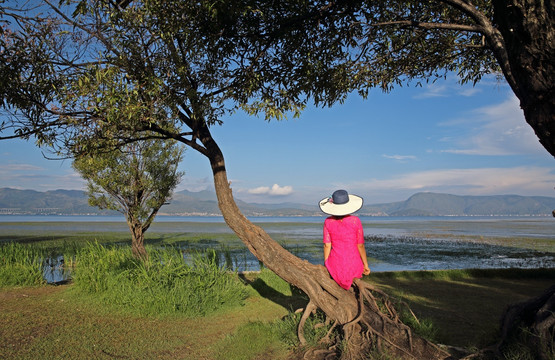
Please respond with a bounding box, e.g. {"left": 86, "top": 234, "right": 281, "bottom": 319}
{"left": 0, "top": 242, "right": 46, "bottom": 287}
{"left": 71, "top": 242, "right": 248, "bottom": 317}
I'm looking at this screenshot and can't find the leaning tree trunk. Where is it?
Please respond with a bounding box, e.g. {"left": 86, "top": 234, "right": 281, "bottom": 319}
{"left": 492, "top": 0, "right": 555, "bottom": 157}
{"left": 194, "top": 118, "right": 450, "bottom": 359}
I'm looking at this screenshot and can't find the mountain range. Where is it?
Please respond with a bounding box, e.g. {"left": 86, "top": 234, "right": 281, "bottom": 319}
{"left": 1, "top": 187, "right": 554, "bottom": 217}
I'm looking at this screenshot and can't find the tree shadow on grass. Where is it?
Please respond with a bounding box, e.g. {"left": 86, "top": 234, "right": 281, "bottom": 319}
{"left": 369, "top": 268, "right": 555, "bottom": 348}
{"left": 239, "top": 273, "right": 308, "bottom": 312}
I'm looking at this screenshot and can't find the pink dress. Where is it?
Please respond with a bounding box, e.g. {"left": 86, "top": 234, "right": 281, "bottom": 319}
{"left": 323, "top": 215, "right": 365, "bottom": 290}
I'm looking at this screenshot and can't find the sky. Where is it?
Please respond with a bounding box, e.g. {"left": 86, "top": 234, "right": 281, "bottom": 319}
{"left": 1, "top": 74, "right": 554, "bottom": 206}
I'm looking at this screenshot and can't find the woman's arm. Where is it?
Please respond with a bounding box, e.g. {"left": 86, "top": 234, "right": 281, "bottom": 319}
{"left": 357, "top": 243, "right": 371, "bottom": 275}
{"left": 323, "top": 242, "right": 331, "bottom": 262}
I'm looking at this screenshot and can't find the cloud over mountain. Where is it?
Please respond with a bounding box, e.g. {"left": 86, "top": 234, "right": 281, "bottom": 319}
{"left": 247, "top": 184, "right": 294, "bottom": 196}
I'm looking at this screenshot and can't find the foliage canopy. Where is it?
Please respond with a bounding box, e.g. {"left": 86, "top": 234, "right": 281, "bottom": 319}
{"left": 72, "top": 138, "right": 184, "bottom": 223}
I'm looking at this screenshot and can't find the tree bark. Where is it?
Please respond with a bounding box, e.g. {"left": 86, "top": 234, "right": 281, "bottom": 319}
{"left": 127, "top": 218, "right": 148, "bottom": 262}
{"left": 193, "top": 117, "right": 450, "bottom": 359}
{"left": 492, "top": 0, "right": 555, "bottom": 157}
{"left": 498, "top": 285, "right": 555, "bottom": 360}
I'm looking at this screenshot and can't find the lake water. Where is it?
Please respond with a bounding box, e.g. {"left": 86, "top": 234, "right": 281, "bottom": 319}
{"left": 1, "top": 215, "right": 554, "bottom": 282}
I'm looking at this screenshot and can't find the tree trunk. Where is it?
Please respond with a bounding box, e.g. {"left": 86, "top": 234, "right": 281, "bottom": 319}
{"left": 493, "top": 0, "right": 555, "bottom": 157}
{"left": 498, "top": 285, "right": 555, "bottom": 360}
{"left": 195, "top": 119, "right": 450, "bottom": 359}
{"left": 127, "top": 218, "right": 148, "bottom": 262}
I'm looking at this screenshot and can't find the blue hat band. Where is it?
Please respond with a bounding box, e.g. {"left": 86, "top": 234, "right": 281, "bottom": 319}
{"left": 332, "top": 190, "right": 349, "bottom": 204}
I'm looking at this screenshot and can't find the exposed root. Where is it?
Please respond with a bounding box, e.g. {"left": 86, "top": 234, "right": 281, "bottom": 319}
{"left": 299, "top": 278, "right": 450, "bottom": 359}
{"left": 320, "top": 320, "right": 338, "bottom": 344}
{"left": 356, "top": 278, "right": 423, "bottom": 330}
{"left": 298, "top": 300, "right": 318, "bottom": 346}
{"left": 303, "top": 348, "right": 337, "bottom": 360}
{"left": 497, "top": 285, "right": 555, "bottom": 360}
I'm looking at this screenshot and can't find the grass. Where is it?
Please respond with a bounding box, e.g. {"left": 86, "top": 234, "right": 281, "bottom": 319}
{"left": 1, "top": 240, "right": 249, "bottom": 318}
{"left": 0, "top": 242, "right": 46, "bottom": 287}
{"left": 1, "top": 268, "right": 554, "bottom": 359}
{"left": 0, "top": 286, "right": 290, "bottom": 360}
{"left": 369, "top": 268, "right": 555, "bottom": 348}
{"left": 71, "top": 242, "right": 249, "bottom": 317}
{"left": 1, "top": 222, "right": 553, "bottom": 359}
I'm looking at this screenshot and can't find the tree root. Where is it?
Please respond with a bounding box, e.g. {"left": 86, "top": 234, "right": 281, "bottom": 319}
{"left": 496, "top": 285, "right": 555, "bottom": 360}
{"left": 300, "top": 278, "right": 450, "bottom": 360}
{"left": 299, "top": 300, "right": 318, "bottom": 346}
{"left": 321, "top": 320, "right": 338, "bottom": 344}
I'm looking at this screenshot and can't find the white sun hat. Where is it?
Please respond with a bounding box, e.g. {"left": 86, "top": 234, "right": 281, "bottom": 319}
{"left": 319, "top": 189, "right": 363, "bottom": 216}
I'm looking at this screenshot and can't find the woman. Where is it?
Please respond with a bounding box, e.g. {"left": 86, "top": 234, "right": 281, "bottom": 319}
{"left": 319, "top": 189, "right": 370, "bottom": 290}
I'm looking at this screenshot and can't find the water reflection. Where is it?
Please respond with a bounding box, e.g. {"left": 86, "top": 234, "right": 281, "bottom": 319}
{"left": 43, "top": 255, "right": 71, "bottom": 283}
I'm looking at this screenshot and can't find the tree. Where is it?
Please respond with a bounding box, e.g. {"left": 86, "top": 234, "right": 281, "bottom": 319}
{"left": 352, "top": 0, "right": 554, "bottom": 157}
{"left": 245, "top": 0, "right": 553, "bottom": 157}
{"left": 0, "top": 0, "right": 552, "bottom": 358}
{"left": 0, "top": 2, "right": 447, "bottom": 358}
{"left": 73, "top": 138, "right": 184, "bottom": 261}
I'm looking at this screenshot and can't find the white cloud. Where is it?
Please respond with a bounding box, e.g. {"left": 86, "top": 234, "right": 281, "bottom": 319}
{"left": 247, "top": 184, "right": 294, "bottom": 196}
{"left": 414, "top": 83, "right": 449, "bottom": 98}
{"left": 458, "top": 87, "right": 482, "bottom": 97}
{"left": 0, "top": 164, "right": 44, "bottom": 172}
{"left": 413, "top": 74, "right": 500, "bottom": 99}
{"left": 382, "top": 154, "right": 417, "bottom": 161}
{"left": 349, "top": 166, "right": 555, "bottom": 200}
{"left": 177, "top": 176, "right": 212, "bottom": 192}
{"left": 0, "top": 161, "right": 85, "bottom": 191}
{"left": 440, "top": 95, "right": 546, "bottom": 156}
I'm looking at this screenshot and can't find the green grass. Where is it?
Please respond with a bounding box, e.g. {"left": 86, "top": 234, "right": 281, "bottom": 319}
{"left": 1, "top": 268, "right": 554, "bottom": 359}
{"left": 0, "top": 242, "right": 46, "bottom": 287}
{"left": 253, "top": 268, "right": 295, "bottom": 297}
{"left": 0, "top": 286, "right": 290, "bottom": 360}
{"left": 70, "top": 242, "right": 249, "bottom": 317}
{"left": 0, "top": 239, "right": 249, "bottom": 317}
{"left": 2, "top": 225, "right": 554, "bottom": 359}
{"left": 211, "top": 321, "right": 291, "bottom": 360}
{"left": 369, "top": 268, "right": 555, "bottom": 348}
{"left": 211, "top": 310, "right": 332, "bottom": 360}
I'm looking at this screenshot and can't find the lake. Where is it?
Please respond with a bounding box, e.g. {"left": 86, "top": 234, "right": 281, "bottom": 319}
{"left": 1, "top": 215, "right": 554, "bottom": 281}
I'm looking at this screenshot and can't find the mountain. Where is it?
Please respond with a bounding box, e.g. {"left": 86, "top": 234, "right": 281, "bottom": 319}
{"left": 1, "top": 188, "right": 554, "bottom": 216}
{"left": 0, "top": 188, "right": 105, "bottom": 215}
{"left": 362, "top": 192, "right": 555, "bottom": 216}
{"left": 0, "top": 188, "right": 318, "bottom": 216}
{"left": 163, "top": 190, "right": 318, "bottom": 216}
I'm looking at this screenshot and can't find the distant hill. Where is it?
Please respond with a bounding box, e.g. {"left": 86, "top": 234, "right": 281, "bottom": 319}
{"left": 163, "top": 190, "right": 318, "bottom": 216}
{"left": 0, "top": 188, "right": 318, "bottom": 216}
{"left": 0, "top": 188, "right": 109, "bottom": 215}
{"left": 1, "top": 188, "right": 554, "bottom": 216}
{"left": 363, "top": 192, "right": 555, "bottom": 216}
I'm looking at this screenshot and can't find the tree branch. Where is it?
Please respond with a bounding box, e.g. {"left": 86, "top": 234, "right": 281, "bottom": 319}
{"left": 437, "top": 0, "right": 518, "bottom": 93}
{"left": 42, "top": 0, "right": 122, "bottom": 60}
{"left": 370, "top": 20, "right": 482, "bottom": 32}
{"left": 143, "top": 119, "right": 209, "bottom": 157}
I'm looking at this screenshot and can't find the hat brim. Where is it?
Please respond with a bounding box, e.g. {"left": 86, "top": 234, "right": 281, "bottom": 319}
{"left": 319, "top": 194, "right": 363, "bottom": 216}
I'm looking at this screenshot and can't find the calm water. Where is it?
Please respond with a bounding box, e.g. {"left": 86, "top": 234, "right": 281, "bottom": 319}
{"left": 1, "top": 215, "right": 554, "bottom": 282}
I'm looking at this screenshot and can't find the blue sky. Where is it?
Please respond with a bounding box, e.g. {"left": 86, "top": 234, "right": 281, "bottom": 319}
{"left": 1, "top": 74, "right": 554, "bottom": 205}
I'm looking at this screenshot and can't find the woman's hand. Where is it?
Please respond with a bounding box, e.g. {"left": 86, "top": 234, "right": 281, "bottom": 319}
{"left": 363, "top": 266, "right": 371, "bottom": 275}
